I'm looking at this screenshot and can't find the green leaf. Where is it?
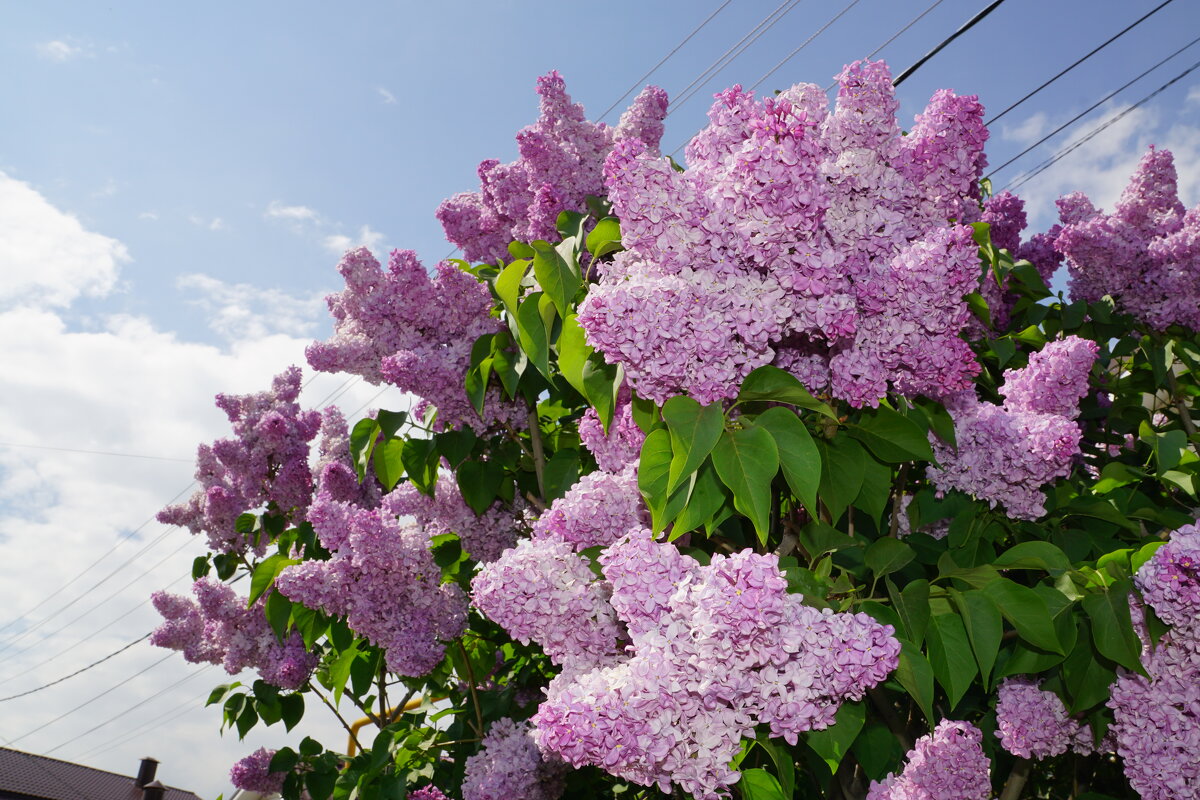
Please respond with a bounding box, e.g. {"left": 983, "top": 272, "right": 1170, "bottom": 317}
{"left": 739, "top": 769, "right": 786, "bottom": 800}
{"left": 556, "top": 313, "right": 593, "bottom": 398}
{"left": 983, "top": 578, "right": 1063, "bottom": 654}
{"left": 755, "top": 406, "right": 821, "bottom": 516}
{"left": 349, "top": 418, "right": 380, "bottom": 482}
{"left": 375, "top": 409, "right": 408, "bottom": 439}
{"left": 816, "top": 436, "right": 867, "bottom": 523}
{"left": 711, "top": 425, "right": 779, "bottom": 545}
{"left": 264, "top": 591, "right": 292, "bottom": 640}
{"left": 456, "top": 459, "right": 505, "bottom": 515}
{"left": 1062, "top": 623, "right": 1117, "bottom": 712}
{"left": 585, "top": 216, "right": 623, "bottom": 259}
{"left": 670, "top": 460, "right": 729, "bottom": 538}
{"left": 515, "top": 293, "right": 550, "bottom": 378}
{"left": 950, "top": 588, "right": 1003, "bottom": 688}
{"left": 434, "top": 428, "right": 477, "bottom": 469}
{"left": 866, "top": 538, "right": 914, "bottom": 578}
{"left": 543, "top": 449, "right": 581, "bottom": 501}
{"left": 582, "top": 353, "right": 620, "bottom": 432}
{"left": 662, "top": 396, "right": 725, "bottom": 494}
{"left": 856, "top": 454, "right": 892, "bottom": 523}
{"left": 1152, "top": 429, "right": 1189, "bottom": 476}
{"left": 754, "top": 731, "right": 795, "bottom": 800}
{"left": 249, "top": 554, "right": 300, "bottom": 606}
{"left": 852, "top": 724, "right": 906, "bottom": 781}
{"left": 328, "top": 640, "right": 361, "bottom": 705}
{"left": 888, "top": 578, "right": 930, "bottom": 645}
{"left": 494, "top": 259, "right": 530, "bottom": 314}
{"left": 531, "top": 241, "right": 581, "bottom": 318}
{"left": 849, "top": 407, "right": 934, "bottom": 463}
{"left": 805, "top": 701, "right": 866, "bottom": 774}
{"left": 400, "top": 437, "right": 438, "bottom": 495}
{"left": 371, "top": 437, "right": 405, "bottom": 491}
{"left": 914, "top": 398, "right": 956, "bottom": 447}
{"left": 993, "top": 541, "right": 1072, "bottom": 574}
{"left": 926, "top": 611, "right": 978, "bottom": 709}
{"left": 1082, "top": 580, "right": 1143, "bottom": 671}
{"left": 638, "top": 428, "right": 686, "bottom": 532}
{"left": 736, "top": 365, "right": 838, "bottom": 419}
{"left": 895, "top": 639, "right": 936, "bottom": 722}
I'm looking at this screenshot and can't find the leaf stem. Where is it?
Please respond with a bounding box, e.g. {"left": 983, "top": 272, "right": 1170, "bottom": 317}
{"left": 457, "top": 641, "right": 487, "bottom": 739}
{"left": 310, "top": 684, "right": 362, "bottom": 755}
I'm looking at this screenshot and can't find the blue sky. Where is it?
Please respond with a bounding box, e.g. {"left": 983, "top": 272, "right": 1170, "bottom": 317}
{"left": 1, "top": 0, "right": 1199, "bottom": 796}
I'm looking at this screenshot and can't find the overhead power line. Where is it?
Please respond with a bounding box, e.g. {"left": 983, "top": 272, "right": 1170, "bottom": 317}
{"left": 986, "top": 0, "right": 1178, "bottom": 125}
{"left": 987, "top": 34, "right": 1200, "bottom": 179}
{"left": 0, "top": 441, "right": 191, "bottom": 463}
{"left": 892, "top": 0, "right": 1009, "bottom": 87}
{"left": 1005, "top": 57, "right": 1200, "bottom": 192}
{"left": 0, "top": 633, "right": 151, "bottom": 703}
{"left": 748, "top": 0, "right": 864, "bottom": 91}
{"left": 597, "top": 0, "right": 735, "bottom": 122}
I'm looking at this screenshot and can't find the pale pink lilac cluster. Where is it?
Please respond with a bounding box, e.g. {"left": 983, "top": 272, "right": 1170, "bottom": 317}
{"left": 578, "top": 60, "right": 989, "bottom": 407}
{"left": 274, "top": 490, "right": 468, "bottom": 676}
{"left": 531, "top": 463, "right": 646, "bottom": 550}
{"left": 531, "top": 529, "right": 900, "bottom": 799}
{"left": 150, "top": 579, "right": 317, "bottom": 690}
{"left": 978, "top": 191, "right": 1064, "bottom": 328}
{"left": 1109, "top": 524, "right": 1200, "bottom": 798}
{"left": 995, "top": 677, "right": 1095, "bottom": 759}
{"left": 387, "top": 481, "right": 520, "bottom": 563}
{"left": 229, "top": 748, "right": 286, "bottom": 795}
{"left": 437, "top": 72, "right": 668, "bottom": 264}
{"left": 577, "top": 398, "right": 644, "bottom": 472}
{"left": 866, "top": 720, "right": 991, "bottom": 800}
{"left": 929, "top": 335, "right": 1097, "bottom": 519}
{"left": 306, "top": 247, "right": 523, "bottom": 432}
{"left": 1058, "top": 146, "right": 1200, "bottom": 331}
{"left": 158, "top": 368, "right": 321, "bottom": 555}
{"left": 461, "top": 718, "right": 566, "bottom": 800}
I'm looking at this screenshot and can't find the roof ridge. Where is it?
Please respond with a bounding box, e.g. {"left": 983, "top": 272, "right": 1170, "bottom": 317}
{"left": 0, "top": 747, "right": 200, "bottom": 797}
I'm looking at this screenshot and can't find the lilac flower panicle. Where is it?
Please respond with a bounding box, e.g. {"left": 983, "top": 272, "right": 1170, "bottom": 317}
{"left": 387, "top": 481, "right": 520, "bottom": 564}
{"left": 1134, "top": 521, "right": 1200, "bottom": 628}
{"left": 462, "top": 718, "right": 566, "bottom": 800}
{"left": 866, "top": 721, "right": 991, "bottom": 800}
{"left": 1000, "top": 335, "right": 1097, "bottom": 417}
{"left": 157, "top": 368, "right": 321, "bottom": 555}
{"left": 531, "top": 463, "right": 646, "bottom": 551}
{"left": 230, "top": 748, "right": 286, "bottom": 795}
{"left": 409, "top": 787, "right": 450, "bottom": 800}
{"left": 995, "top": 677, "right": 1091, "bottom": 759}
{"left": 577, "top": 398, "right": 645, "bottom": 473}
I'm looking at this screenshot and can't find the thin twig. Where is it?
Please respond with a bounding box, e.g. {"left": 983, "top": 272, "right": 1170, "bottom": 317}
{"left": 527, "top": 409, "right": 546, "bottom": 498}
{"left": 310, "top": 684, "right": 362, "bottom": 754}
{"left": 457, "top": 641, "right": 487, "bottom": 739}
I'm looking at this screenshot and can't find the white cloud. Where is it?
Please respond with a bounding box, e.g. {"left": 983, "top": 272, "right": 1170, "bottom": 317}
{"left": 92, "top": 178, "right": 119, "bottom": 199}
{"left": 138, "top": 211, "right": 158, "bottom": 221}
{"left": 377, "top": 86, "right": 397, "bottom": 105}
{"left": 0, "top": 172, "right": 127, "bottom": 308}
{"left": 265, "top": 201, "right": 321, "bottom": 223}
{"left": 188, "top": 214, "right": 225, "bottom": 231}
{"left": 1001, "top": 110, "right": 1050, "bottom": 144}
{"left": 176, "top": 273, "right": 326, "bottom": 341}
{"left": 1187, "top": 84, "right": 1200, "bottom": 108}
{"left": 323, "top": 225, "right": 385, "bottom": 255}
{"left": 36, "top": 39, "right": 83, "bottom": 61}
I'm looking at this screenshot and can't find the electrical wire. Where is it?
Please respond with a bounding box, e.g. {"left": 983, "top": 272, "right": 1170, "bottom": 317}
{"left": 597, "top": 0, "right": 735, "bottom": 122}
{"left": 0, "top": 634, "right": 151, "bottom": 703}
{"left": 892, "top": 0, "right": 1009, "bottom": 86}
{"left": 73, "top": 691, "right": 203, "bottom": 761}
{"left": 986, "top": 0, "right": 1178, "bottom": 125}
{"left": 1005, "top": 57, "right": 1200, "bottom": 192}
{"left": 0, "top": 441, "right": 192, "bottom": 463}
{"left": 987, "top": 34, "right": 1200, "bottom": 178}
{"left": 747, "top": 0, "right": 864, "bottom": 92}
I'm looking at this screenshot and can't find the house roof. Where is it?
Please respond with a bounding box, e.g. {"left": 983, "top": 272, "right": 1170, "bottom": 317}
{"left": 0, "top": 748, "right": 202, "bottom": 800}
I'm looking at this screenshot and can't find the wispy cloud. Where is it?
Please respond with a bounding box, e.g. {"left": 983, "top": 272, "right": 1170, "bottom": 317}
{"left": 36, "top": 39, "right": 85, "bottom": 62}
{"left": 188, "top": 214, "right": 225, "bottom": 231}
{"left": 138, "top": 211, "right": 158, "bottom": 221}
{"left": 323, "top": 225, "right": 385, "bottom": 255}
{"left": 377, "top": 87, "right": 397, "bottom": 105}
{"left": 265, "top": 201, "right": 320, "bottom": 222}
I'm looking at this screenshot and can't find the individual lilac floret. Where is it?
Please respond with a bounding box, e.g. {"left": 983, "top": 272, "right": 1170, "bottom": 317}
{"left": 929, "top": 336, "right": 1097, "bottom": 520}
{"left": 306, "top": 248, "right": 523, "bottom": 432}
{"left": 462, "top": 718, "right": 566, "bottom": 800}
{"left": 150, "top": 580, "right": 317, "bottom": 691}
{"left": 387, "top": 481, "right": 520, "bottom": 564}
{"left": 995, "top": 677, "right": 1088, "bottom": 759}
{"left": 532, "top": 464, "right": 646, "bottom": 551}
{"left": 229, "top": 748, "right": 286, "bottom": 795}
{"left": 158, "top": 368, "right": 321, "bottom": 556}
{"left": 275, "top": 491, "right": 468, "bottom": 677}
{"left": 437, "top": 72, "right": 668, "bottom": 263}
{"left": 1134, "top": 522, "right": 1200, "bottom": 628}
{"left": 1058, "top": 146, "right": 1200, "bottom": 331}
{"left": 471, "top": 536, "right": 623, "bottom": 670}
{"left": 866, "top": 720, "right": 992, "bottom": 800}
{"left": 577, "top": 399, "right": 645, "bottom": 473}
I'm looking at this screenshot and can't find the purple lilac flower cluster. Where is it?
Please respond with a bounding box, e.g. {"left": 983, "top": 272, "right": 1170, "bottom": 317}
{"left": 1109, "top": 524, "right": 1200, "bottom": 798}
{"left": 995, "top": 676, "right": 1098, "bottom": 759}
{"left": 866, "top": 720, "right": 991, "bottom": 800}
{"left": 929, "top": 335, "right": 1097, "bottom": 520}
{"left": 1058, "top": 146, "right": 1200, "bottom": 331}
{"left": 531, "top": 529, "right": 900, "bottom": 799}
{"left": 531, "top": 463, "right": 646, "bottom": 550}
{"left": 150, "top": 579, "right": 317, "bottom": 690}
{"left": 576, "top": 397, "right": 644, "bottom": 472}
{"left": 306, "top": 248, "right": 524, "bottom": 432}
{"left": 578, "top": 60, "right": 989, "bottom": 407}
{"left": 274, "top": 489, "right": 468, "bottom": 677}
{"left": 408, "top": 787, "right": 450, "bottom": 800}
{"left": 978, "top": 191, "right": 1065, "bottom": 328}
{"left": 229, "top": 748, "right": 286, "bottom": 795}
{"left": 437, "top": 72, "right": 668, "bottom": 264}
{"left": 311, "top": 406, "right": 383, "bottom": 509}
{"left": 387, "top": 481, "right": 520, "bottom": 564}
{"left": 158, "top": 368, "right": 321, "bottom": 555}
{"left": 461, "top": 718, "right": 566, "bottom": 800}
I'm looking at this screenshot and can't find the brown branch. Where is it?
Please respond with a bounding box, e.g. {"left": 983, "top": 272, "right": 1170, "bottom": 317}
{"left": 527, "top": 409, "right": 546, "bottom": 498}
{"left": 999, "top": 757, "right": 1031, "bottom": 800}
{"left": 310, "top": 684, "right": 362, "bottom": 755}
{"left": 457, "top": 641, "right": 486, "bottom": 739}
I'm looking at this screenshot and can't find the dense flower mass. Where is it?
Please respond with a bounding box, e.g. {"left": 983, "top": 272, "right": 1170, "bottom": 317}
{"left": 866, "top": 721, "right": 991, "bottom": 800}
{"left": 386, "top": 481, "right": 520, "bottom": 563}
{"left": 461, "top": 718, "right": 566, "bottom": 800}
{"left": 229, "top": 748, "right": 286, "bottom": 795}
{"left": 1133, "top": 522, "right": 1200, "bottom": 628}
{"left": 150, "top": 580, "right": 317, "bottom": 690}
{"left": 978, "top": 191, "right": 1064, "bottom": 328}
{"left": 577, "top": 398, "right": 645, "bottom": 473}
{"left": 158, "top": 367, "right": 322, "bottom": 555}
{"left": 578, "top": 59, "right": 989, "bottom": 407}
{"left": 531, "top": 463, "right": 646, "bottom": 550}
{"left": 274, "top": 490, "right": 468, "bottom": 676}
{"left": 929, "top": 335, "right": 1097, "bottom": 519}
{"left": 995, "top": 677, "right": 1091, "bottom": 759}
{"left": 1058, "top": 146, "right": 1200, "bottom": 331}
{"left": 529, "top": 530, "right": 900, "bottom": 798}
{"left": 306, "top": 247, "right": 523, "bottom": 432}
{"left": 437, "top": 71, "right": 668, "bottom": 264}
